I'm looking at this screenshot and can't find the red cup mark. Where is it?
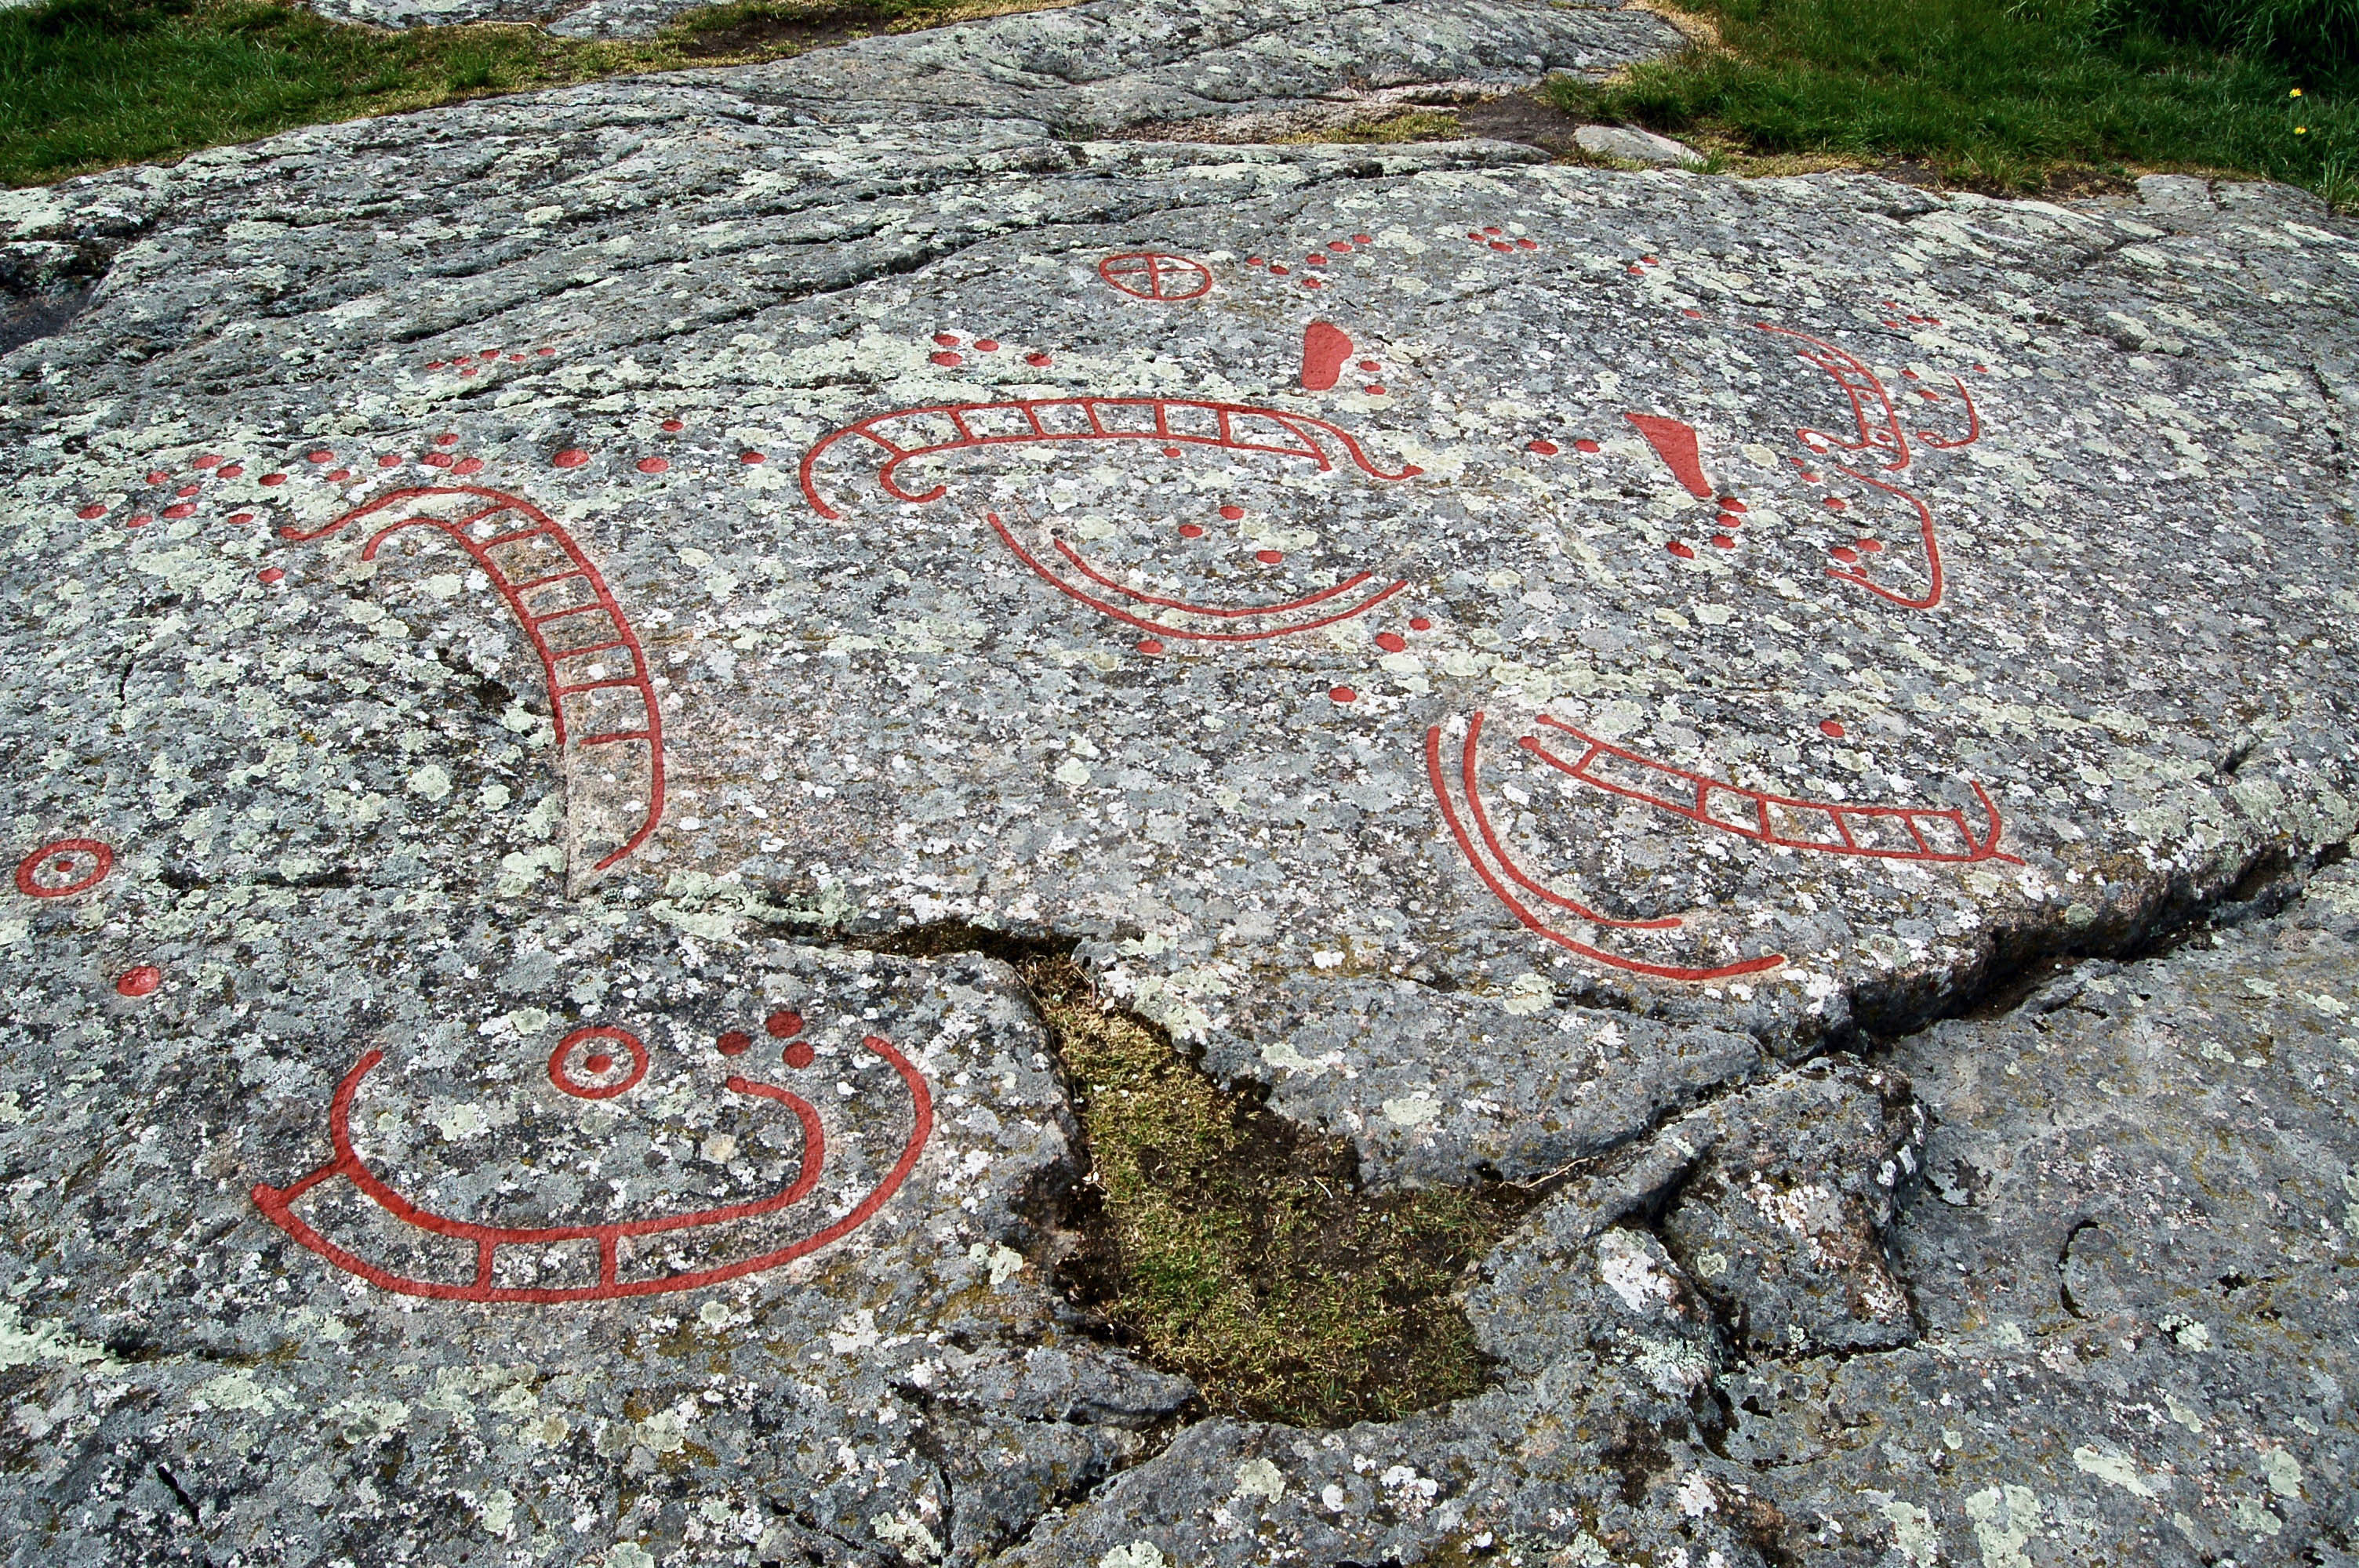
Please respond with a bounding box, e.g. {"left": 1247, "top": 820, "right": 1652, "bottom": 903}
{"left": 1025, "top": 352, "right": 1052, "bottom": 368}
{"left": 1375, "top": 632, "right": 1408, "bottom": 653}
{"left": 930, "top": 351, "right": 962, "bottom": 368}
{"left": 1137, "top": 638, "right": 1165, "bottom": 655}
{"left": 1301, "top": 321, "right": 1353, "bottom": 392}
{"left": 716, "top": 1030, "right": 752, "bottom": 1056}
{"left": 325, "top": 470, "right": 351, "bottom": 484}
{"left": 145, "top": 470, "right": 169, "bottom": 485}
{"left": 434, "top": 433, "right": 459, "bottom": 447}
{"left": 933, "top": 333, "right": 961, "bottom": 347}
{"left": 1829, "top": 545, "right": 1859, "bottom": 563}
{"left": 637, "top": 456, "right": 670, "bottom": 474}
{"left": 661, "top": 419, "right": 685, "bottom": 432}
{"left": 116, "top": 965, "right": 162, "bottom": 998}
{"left": 422, "top": 453, "right": 455, "bottom": 469}
{"left": 1305, "top": 255, "right": 1327, "bottom": 267}
{"left": 1329, "top": 686, "right": 1358, "bottom": 703}
{"left": 258, "top": 568, "right": 285, "bottom": 584}
{"left": 1819, "top": 720, "right": 1847, "bottom": 739}
{"left": 740, "top": 452, "right": 766, "bottom": 464}
{"left": 194, "top": 455, "right": 223, "bottom": 469}
{"left": 548, "top": 1025, "right": 649, "bottom": 1100}
{"left": 453, "top": 457, "right": 484, "bottom": 476}
{"left": 1573, "top": 438, "right": 1601, "bottom": 454}
{"left": 377, "top": 454, "right": 402, "bottom": 468}
{"left": 175, "top": 485, "right": 201, "bottom": 498}
{"left": 1409, "top": 616, "right": 1432, "bottom": 631}
{"left": 1178, "top": 524, "right": 1205, "bottom": 538}
{"left": 125, "top": 514, "right": 151, "bottom": 528}
{"left": 76, "top": 503, "right": 106, "bottom": 520}
{"left": 1857, "top": 538, "right": 1884, "bottom": 553}
{"left": 226, "top": 512, "right": 255, "bottom": 525}
{"left": 783, "top": 1040, "right": 816, "bottom": 1070}
{"left": 14, "top": 839, "right": 112, "bottom": 898}
{"left": 976, "top": 339, "right": 1000, "bottom": 352}
{"left": 260, "top": 474, "right": 286, "bottom": 487}
{"left": 1824, "top": 496, "right": 1848, "bottom": 511}
{"left": 1365, "top": 384, "right": 1385, "bottom": 396}
{"left": 1353, "top": 233, "right": 1372, "bottom": 244}
{"left": 765, "top": 1010, "right": 805, "bottom": 1039}
{"left": 162, "top": 504, "right": 195, "bottom": 520}
{"left": 1667, "top": 540, "right": 1696, "bottom": 558}
{"left": 1710, "top": 535, "right": 1736, "bottom": 549}
{"left": 1255, "top": 549, "right": 1285, "bottom": 564}
{"left": 1526, "top": 440, "right": 1559, "bottom": 456}
{"left": 1328, "top": 241, "right": 1352, "bottom": 252}
{"left": 554, "top": 449, "right": 589, "bottom": 468}
{"left": 1219, "top": 505, "right": 1244, "bottom": 520}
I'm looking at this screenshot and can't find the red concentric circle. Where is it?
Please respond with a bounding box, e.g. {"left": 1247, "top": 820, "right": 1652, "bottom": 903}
{"left": 548, "top": 1025, "right": 649, "bottom": 1099}
{"left": 15, "top": 839, "right": 113, "bottom": 898}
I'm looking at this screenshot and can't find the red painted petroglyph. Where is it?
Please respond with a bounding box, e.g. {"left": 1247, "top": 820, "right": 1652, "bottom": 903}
{"left": 15, "top": 839, "right": 113, "bottom": 898}
{"left": 1625, "top": 414, "right": 1713, "bottom": 499}
{"left": 798, "top": 397, "right": 1421, "bottom": 519}
{"left": 1428, "top": 714, "right": 1786, "bottom": 982}
{"left": 278, "top": 486, "right": 666, "bottom": 872}
{"left": 252, "top": 1027, "right": 932, "bottom": 1303}
{"left": 1524, "top": 716, "right": 2022, "bottom": 866}
{"left": 1098, "top": 253, "right": 1214, "bottom": 303}
{"left": 1301, "top": 321, "right": 1353, "bottom": 392}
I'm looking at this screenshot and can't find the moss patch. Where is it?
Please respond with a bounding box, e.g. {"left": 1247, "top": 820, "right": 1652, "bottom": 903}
{"left": 1022, "top": 954, "right": 1523, "bottom": 1427}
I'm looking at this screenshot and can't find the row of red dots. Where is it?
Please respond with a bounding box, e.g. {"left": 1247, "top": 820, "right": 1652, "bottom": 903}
{"left": 928, "top": 332, "right": 1053, "bottom": 370}
{"left": 1466, "top": 225, "right": 1539, "bottom": 253}
{"left": 423, "top": 347, "right": 558, "bottom": 372}
{"left": 1242, "top": 234, "right": 1376, "bottom": 291}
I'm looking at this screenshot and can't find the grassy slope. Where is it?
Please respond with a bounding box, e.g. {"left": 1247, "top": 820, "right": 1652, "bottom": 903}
{"left": 1550, "top": 0, "right": 2351, "bottom": 204}
{"left": 0, "top": 0, "right": 1020, "bottom": 187}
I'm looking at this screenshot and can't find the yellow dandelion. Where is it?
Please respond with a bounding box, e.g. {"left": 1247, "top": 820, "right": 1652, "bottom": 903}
{"left": 2297, "top": 126, "right": 2308, "bottom": 134}
{"left": 2291, "top": 87, "right": 2303, "bottom": 97}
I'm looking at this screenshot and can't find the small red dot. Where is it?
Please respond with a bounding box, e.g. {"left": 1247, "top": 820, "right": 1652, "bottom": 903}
{"left": 1375, "top": 632, "right": 1407, "bottom": 653}
{"left": 260, "top": 473, "right": 286, "bottom": 486}
{"left": 225, "top": 512, "right": 254, "bottom": 525}
{"left": 716, "top": 1030, "right": 751, "bottom": 1056}
{"left": 1219, "top": 505, "right": 1244, "bottom": 520}
{"left": 1178, "top": 523, "right": 1205, "bottom": 538}
{"left": 1516, "top": 238, "right": 1537, "bottom": 250}
{"left": 637, "top": 456, "right": 669, "bottom": 474}
{"left": 1353, "top": 233, "right": 1372, "bottom": 244}
{"left": 434, "top": 433, "right": 459, "bottom": 446}
{"left": 765, "top": 1009, "right": 804, "bottom": 1039}
{"left": 378, "top": 454, "right": 402, "bottom": 468}
{"left": 1025, "top": 352, "right": 1052, "bottom": 367}
{"left": 1710, "top": 534, "right": 1736, "bottom": 549}
{"left": 115, "top": 966, "right": 161, "bottom": 998}
{"left": 1255, "top": 549, "right": 1284, "bottom": 564}
{"left": 661, "top": 418, "right": 685, "bottom": 432}
{"left": 930, "top": 350, "right": 962, "bottom": 367}
{"left": 1358, "top": 359, "right": 1380, "bottom": 372}
{"left": 1408, "top": 617, "right": 1432, "bottom": 631}
{"left": 740, "top": 451, "right": 766, "bottom": 464}
{"left": 553, "top": 449, "right": 588, "bottom": 468}
{"left": 1270, "top": 264, "right": 1290, "bottom": 275}
{"left": 1329, "top": 686, "right": 1357, "bottom": 703}
{"left": 1526, "top": 439, "right": 1559, "bottom": 456}
{"left": 1819, "top": 720, "right": 1846, "bottom": 739}
{"left": 194, "top": 455, "right": 223, "bottom": 469}
{"left": 453, "top": 457, "right": 485, "bottom": 476}
{"left": 975, "top": 339, "right": 1000, "bottom": 352}
{"left": 1824, "top": 497, "right": 1848, "bottom": 511}
{"left": 584, "top": 1052, "right": 614, "bottom": 1074}
{"left": 1303, "top": 278, "right": 1324, "bottom": 289}
{"left": 933, "top": 332, "right": 960, "bottom": 347}
{"left": 325, "top": 469, "right": 351, "bottom": 483}
{"left": 1830, "top": 545, "right": 1859, "bottom": 562}
{"left": 145, "top": 470, "right": 169, "bottom": 485}
{"left": 217, "top": 465, "right": 244, "bottom": 479}
{"left": 162, "top": 504, "right": 195, "bottom": 520}
{"left": 1365, "top": 384, "right": 1385, "bottom": 395}
{"left": 421, "top": 452, "right": 454, "bottom": 469}
{"left": 1136, "top": 638, "right": 1165, "bottom": 655}
{"left": 1857, "top": 537, "right": 1885, "bottom": 553}
{"left": 1667, "top": 540, "right": 1696, "bottom": 558}
{"left": 258, "top": 567, "right": 285, "bottom": 584}
{"left": 783, "top": 1040, "right": 815, "bottom": 1069}
{"left": 1328, "top": 240, "right": 1351, "bottom": 252}
{"left": 76, "top": 503, "right": 106, "bottom": 520}
{"left": 1719, "top": 496, "right": 1746, "bottom": 512}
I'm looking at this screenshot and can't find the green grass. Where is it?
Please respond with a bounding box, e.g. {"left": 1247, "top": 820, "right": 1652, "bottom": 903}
{"left": 1023, "top": 955, "right": 1521, "bottom": 1425}
{"left": 1547, "top": 0, "right": 2354, "bottom": 205}
{"left": 0, "top": 0, "right": 1043, "bottom": 187}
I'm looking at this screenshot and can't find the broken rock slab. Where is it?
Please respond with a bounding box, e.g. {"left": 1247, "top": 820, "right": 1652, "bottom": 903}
{"left": 1574, "top": 121, "right": 1704, "bottom": 167}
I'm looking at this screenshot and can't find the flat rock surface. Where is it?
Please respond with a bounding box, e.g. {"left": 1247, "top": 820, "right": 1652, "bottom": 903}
{"left": 2, "top": 1, "right": 2355, "bottom": 1563}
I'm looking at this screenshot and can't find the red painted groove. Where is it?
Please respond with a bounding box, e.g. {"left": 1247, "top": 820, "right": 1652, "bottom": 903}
{"left": 1301, "top": 321, "right": 1353, "bottom": 392}
{"left": 988, "top": 514, "right": 1405, "bottom": 642}
{"left": 1457, "top": 713, "right": 1682, "bottom": 931}
{"left": 1049, "top": 536, "right": 1383, "bottom": 620}
{"left": 798, "top": 397, "right": 1422, "bottom": 520}
{"left": 1623, "top": 414, "right": 1712, "bottom": 499}
{"left": 1758, "top": 325, "right": 1910, "bottom": 472}
{"left": 15, "top": 838, "right": 113, "bottom": 898}
{"left": 1427, "top": 719, "right": 1787, "bottom": 983}
{"left": 281, "top": 486, "right": 665, "bottom": 871}
{"left": 1819, "top": 465, "right": 1945, "bottom": 611}
{"left": 1098, "top": 252, "right": 1215, "bottom": 302}
{"left": 1525, "top": 715, "right": 2021, "bottom": 865}
{"left": 1914, "top": 372, "right": 1983, "bottom": 450}
{"left": 251, "top": 1033, "right": 931, "bottom": 1303}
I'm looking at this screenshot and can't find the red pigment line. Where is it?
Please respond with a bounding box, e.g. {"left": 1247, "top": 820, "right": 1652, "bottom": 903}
{"left": 285, "top": 486, "right": 666, "bottom": 871}
{"left": 1049, "top": 537, "right": 1378, "bottom": 619}
{"left": 1757, "top": 324, "right": 1910, "bottom": 473}
{"left": 1425, "top": 723, "right": 1785, "bottom": 983}
{"left": 1820, "top": 463, "right": 1945, "bottom": 611}
{"left": 799, "top": 397, "right": 1422, "bottom": 518}
{"left": 1301, "top": 321, "right": 1353, "bottom": 392}
{"left": 1457, "top": 711, "right": 1683, "bottom": 931}
{"left": 1526, "top": 717, "right": 2019, "bottom": 863}
{"left": 988, "top": 514, "right": 1402, "bottom": 642}
{"left": 1915, "top": 372, "right": 1983, "bottom": 451}
{"left": 249, "top": 1034, "right": 931, "bottom": 1303}
{"left": 1623, "top": 414, "right": 1713, "bottom": 499}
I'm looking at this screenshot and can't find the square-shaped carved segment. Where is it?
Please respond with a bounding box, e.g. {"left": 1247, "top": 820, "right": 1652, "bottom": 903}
{"left": 1837, "top": 811, "right": 1919, "bottom": 853}
{"left": 537, "top": 606, "right": 624, "bottom": 655}
{"left": 1161, "top": 402, "right": 1225, "bottom": 441}
{"left": 517, "top": 573, "right": 601, "bottom": 621}
{"left": 1766, "top": 801, "right": 1848, "bottom": 851}
{"left": 1582, "top": 750, "right": 1688, "bottom": 813}
{"left": 559, "top": 682, "right": 653, "bottom": 743}
{"left": 491, "top": 1239, "right": 602, "bottom": 1291}
{"left": 963, "top": 405, "right": 1046, "bottom": 441}
{"left": 1224, "top": 412, "right": 1326, "bottom": 463}
{"left": 1091, "top": 401, "right": 1166, "bottom": 436}
{"left": 304, "top": 1181, "right": 476, "bottom": 1287}
{"left": 1030, "top": 401, "right": 1106, "bottom": 436}
{"left": 870, "top": 411, "right": 967, "bottom": 452}
{"left": 1908, "top": 811, "right": 1976, "bottom": 858}
{"left": 482, "top": 532, "right": 575, "bottom": 585}
{"left": 1698, "top": 782, "right": 1767, "bottom": 836}
{"left": 548, "top": 645, "right": 640, "bottom": 692}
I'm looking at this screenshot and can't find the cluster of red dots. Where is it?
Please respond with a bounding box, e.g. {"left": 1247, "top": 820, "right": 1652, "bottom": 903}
{"left": 926, "top": 332, "right": 1053, "bottom": 371}
{"left": 1663, "top": 492, "right": 1750, "bottom": 559}
{"left": 1877, "top": 301, "right": 1943, "bottom": 328}
{"left": 1242, "top": 234, "right": 1376, "bottom": 291}
{"left": 717, "top": 1008, "right": 816, "bottom": 1069}
{"left": 1523, "top": 437, "right": 1602, "bottom": 457}
{"left": 1784, "top": 456, "right": 1888, "bottom": 564}
{"left": 423, "top": 347, "right": 557, "bottom": 375}
{"left": 1326, "top": 615, "right": 1434, "bottom": 704}
{"left": 1627, "top": 253, "right": 1662, "bottom": 276}
{"left": 1466, "top": 226, "right": 1539, "bottom": 254}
